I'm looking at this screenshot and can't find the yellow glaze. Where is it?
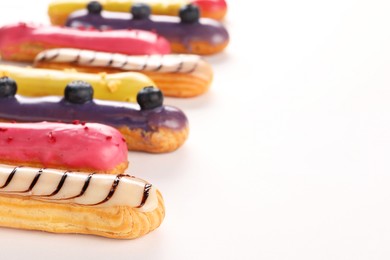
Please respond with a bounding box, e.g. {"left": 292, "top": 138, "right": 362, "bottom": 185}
{"left": 49, "top": 0, "right": 189, "bottom": 25}
{"left": 0, "top": 65, "right": 156, "bottom": 103}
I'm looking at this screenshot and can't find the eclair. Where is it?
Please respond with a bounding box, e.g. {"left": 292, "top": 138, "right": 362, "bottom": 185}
{"left": 48, "top": 0, "right": 227, "bottom": 26}
{"left": 0, "top": 64, "right": 156, "bottom": 103}
{"left": 66, "top": 2, "right": 229, "bottom": 55}
{"left": 0, "top": 22, "right": 170, "bottom": 62}
{"left": 0, "top": 122, "right": 128, "bottom": 173}
{"left": 0, "top": 164, "right": 165, "bottom": 239}
{"left": 0, "top": 77, "right": 189, "bottom": 153}
{"left": 34, "top": 48, "right": 213, "bottom": 97}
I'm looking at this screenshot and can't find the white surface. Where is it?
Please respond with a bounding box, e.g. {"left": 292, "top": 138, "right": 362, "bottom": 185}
{"left": 1, "top": 0, "right": 390, "bottom": 259}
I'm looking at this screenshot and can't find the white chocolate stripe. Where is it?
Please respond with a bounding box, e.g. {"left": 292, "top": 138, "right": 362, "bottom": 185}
{"left": 35, "top": 48, "right": 201, "bottom": 74}
{"left": 0, "top": 164, "right": 157, "bottom": 212}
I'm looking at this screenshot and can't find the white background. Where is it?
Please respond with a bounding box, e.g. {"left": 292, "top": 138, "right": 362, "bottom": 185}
{"left": 1, "top": 0, "right": 390, "bottom": 259}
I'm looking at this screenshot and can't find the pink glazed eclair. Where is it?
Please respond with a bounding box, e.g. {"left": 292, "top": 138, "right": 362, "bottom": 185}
{"left": 0, "top": 22, "right": 171, "bottom": 62}
{"left": 0, "top": 122, "right": 128, "bottom": 173}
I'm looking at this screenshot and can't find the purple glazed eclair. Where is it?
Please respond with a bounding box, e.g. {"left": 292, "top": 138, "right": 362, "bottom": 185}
{"left": 0, "top": 77, "right": 189, "bottom": 153}
{"left": 66, "top": 2, "right": 229, "bottom": 55}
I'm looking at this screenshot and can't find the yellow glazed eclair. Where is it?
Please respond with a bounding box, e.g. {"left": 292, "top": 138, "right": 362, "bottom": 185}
{"left": 34, "top": 48, "right": 213, "bottom": 98}
{"left": 0, "top": 65, "right": 156, "bottom": 103}
{"left": 0, "top": 164, "right": 165, "bottom": 239}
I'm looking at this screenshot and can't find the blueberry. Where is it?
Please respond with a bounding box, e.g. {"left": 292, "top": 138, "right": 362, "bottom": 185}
{"left": 87, "top": 1, "right": 103, "bottom": 14}
{"left": 65, "top": 81, "right": 94, "bottom": 104}
{"left": 179, "top": 4, "right": 200, "bottom": 24}
{"left": 0, "top": 77, "right": 17, "bottom": 98}
{"left": 137, "top": 87, "right": 163, "bottom": 110}
{"left": 131, "top": 3, "right": 151, "bottom": 19}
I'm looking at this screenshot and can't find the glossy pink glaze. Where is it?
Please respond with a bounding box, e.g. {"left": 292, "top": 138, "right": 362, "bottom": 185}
{"left": 0, "top": 23, "right": 171, "bottom": 61}
{"left": 191, "top": 0, "right": 227, "bottom": 13}
{"left": 0, "top": 122, "right": 128, "bottom": 171}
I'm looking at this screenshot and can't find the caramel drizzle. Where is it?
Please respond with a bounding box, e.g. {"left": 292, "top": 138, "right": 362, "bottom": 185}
{"left": 0, "top": 168, "right": 148, "bottom": 207}
{"left": 38, "top": 49, "right": 199, "bottom": 73}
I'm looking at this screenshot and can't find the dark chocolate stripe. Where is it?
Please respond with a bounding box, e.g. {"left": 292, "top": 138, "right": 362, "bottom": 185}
{"left": 0, "top": 169, "right": 149, "bottom": 207}
{"left": 153, "top": 55, "right": 164, "bottom": 72}
{"left": 0, "top": 166, "right": 19, "bottom": 189}
{"left": 186, "top": 61, "right": 199, "bottom": 74}
{"left": 88, "top": 51, "right": 96, "bottom": 64}
{"left": 141, "top": 56, "right": 150, "bottom": 70}
{"left": 175, "top": 55, "right": 184, "bottom": 73}
{"left": 107, "top": 54, "right": 114, "bottom": 66}
{"left": 37, "top": 52, "right": 47, "bottom": 62}
{"left": 120, "top": 57, "right": 128, "bottom": 68}
{"left": 78, "top": 173, "right": 94, "bottom": 197}
{"left": 73, "top": 50, "right": 81, "bottom": 64}
{"left": 56, "top": 173, "right": 95, "bottom": 200}
{"left": 22, "top": 168, "right": 43, "bottom": 193}
{"left": 49, "top": 52, "right": 59, "bottom": 61}
{"left": 88, "top": 174, "right": 126, "bottom": 206}
{"left": 39, "top": 171, "right": 69, "bottom": 197}
{"left": 137, "top": 184, "right": 152, "bottom": 208}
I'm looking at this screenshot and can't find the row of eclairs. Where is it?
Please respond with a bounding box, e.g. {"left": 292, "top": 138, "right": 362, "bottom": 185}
{"left": 0, "top": 0, "right": 229, "bottom": 239}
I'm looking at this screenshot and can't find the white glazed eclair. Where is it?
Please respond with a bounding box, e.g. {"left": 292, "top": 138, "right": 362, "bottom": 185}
{"left": 34, "top": 48, "right": 213, "bottom": 97}
{"left": 0, "top": 164, "right": 165, "bottom": 239}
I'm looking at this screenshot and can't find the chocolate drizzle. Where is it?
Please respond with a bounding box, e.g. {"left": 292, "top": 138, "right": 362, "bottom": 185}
{"left": 23, "top": 168, "right": 43, "bottom": 192}
{"left": 73, "top": 50, "right": 81, "bottom": 64}
{"left": 55, "top": 172, "right": 95, "bottom": 200}
{"left": 44, "top": 171, "right": 69, "bottom": 197}
{"left": 140, "top": 55, "right": 150, "bottom": 70}
{"left": 137, "top": 184, "right": 152, "bottom": 208}
{"left": 36, "top": 49, "right": 200, "bottom": 74}
{"left": 120, "top": 57, "right": 128, "bottom": 68}
{"left": 88, "top": 51, "right": 96, "bottom": 64}
{"left": 0, "top": 166, "right": 19, "bottom": 188}
{"left": 0, "top": 167, "right": 151, "bottom": 208}
{"left": 176, "top": 55, "right": 184, "bottom": 73}
{"left": 76, "top": 172, "right": 94, "bottom": 198}
{"left": 49, "top": 52, "right": 59, "bottom": 61}
{"left": 153, "top": 56, "right": 164, "bottom": 71}
{"left": 186, "top": 62, "right": 198, "bottom": 73}
{"left": 88, "top": 174, "right": 127, "bottom": 206}
{"left": 37, "top": 52, "right": 46, "bottom": 62}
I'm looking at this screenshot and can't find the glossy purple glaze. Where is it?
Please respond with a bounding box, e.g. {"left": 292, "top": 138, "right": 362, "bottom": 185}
{"left": 66, "top": 10, "right": 229, "bottom": 50}
{"left": 0, "top": 95, "right": 188, "bottom": 132}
